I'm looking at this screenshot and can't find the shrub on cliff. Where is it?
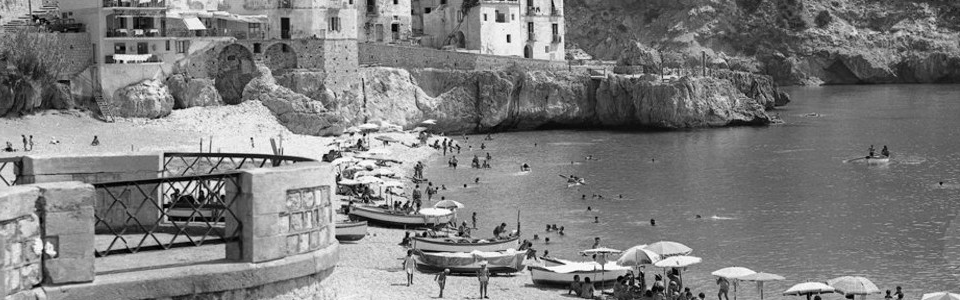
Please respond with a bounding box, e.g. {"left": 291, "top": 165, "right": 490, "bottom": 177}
{"left": 815, "top": 10, "right": 833, "bottom": 28}
{"left": 0, "top": 29, "right": 67, "bottom": 116}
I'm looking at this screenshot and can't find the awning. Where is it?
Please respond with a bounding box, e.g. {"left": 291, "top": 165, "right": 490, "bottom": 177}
{"left": 182, "top": 17, "right": 206, "bottom": 30}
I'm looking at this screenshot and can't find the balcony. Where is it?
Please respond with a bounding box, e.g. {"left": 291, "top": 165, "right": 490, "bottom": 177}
{"left": 278, "top": 0, "right": 292, "bottom": 9}
{"left": 552, "top": 34, "right": 561, "bottom": 43}
{"left": 104, "top": 54, "right": 162, "bottom": 64}
{"left": 525, "top": 6, "right": 539, "bottom": 16}
{"left": 168, "top": 28, "right": 267, "bottom": 40}
{"left": 106, "top": 28, "right": 164, "bottom": 38}
{"left": 103, "top": 0, "right": 167, "bottom": 8}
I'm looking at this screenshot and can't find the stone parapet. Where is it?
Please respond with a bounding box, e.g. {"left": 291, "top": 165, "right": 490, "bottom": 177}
{"left": 0, "top": 186, "right": 43, "bottom": 298}
{"left": 34, "top": 182, "right": 96, "bottom": 285}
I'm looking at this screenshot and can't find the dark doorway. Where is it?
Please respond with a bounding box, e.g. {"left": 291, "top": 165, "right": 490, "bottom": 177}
{"left": 523, "top": 45, "right": 532, "bottom": 58}
{"left": 391, "top": 23, "right": 399, "bottom": 41}
{"left": 280, "top": 18, "right": 291, "bottom": 39}
{"left": 137, "top": 42, "right": 148, "bottom": 54}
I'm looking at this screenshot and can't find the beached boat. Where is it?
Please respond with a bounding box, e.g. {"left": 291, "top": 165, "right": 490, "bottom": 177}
{"left": 414, "top": 249, "right": 528, "bottom": 274}
{"left": 348, "top": 205, "right": 453, "bottom": 228}
{"left": 529, "top": 261, "right": 632, "bottom": 286}
{"left": 865, "top": 155, "right": 890, "bottom": 164}
{"left": 335, "top": 221, "right": 368, "bottom": 241}
{"left": 412, "top": 235, "right": 520, "bottom": 253}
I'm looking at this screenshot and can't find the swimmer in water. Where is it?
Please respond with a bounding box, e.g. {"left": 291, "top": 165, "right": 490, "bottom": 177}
{"left": 533, "top": 234, "right": 539, "bottom": 240}
{"left": 618, "top": 194, "right": 623, "bottom": 199}
{"left": 650, "top": 219, "right": 656, "bottom": 226}
{"left": 594, "top": 216, "right": 599, "bottom": 223}
{"left": 463, "top": 184, "right": 467, "bottom": 188}
{"left": 545, "top": 237, "right": 550, "bottom": 244}
{"left": 582, "top": 194, "right": 586, "bottom": 200}
{"left": 558, "top": 226, "right": 565, "bottom": 235}
{"left": 587, "top": 206, "right": 592, "bottom": 211}
{"left": 546, "top": 224, "right": 551, "bottom": 232}
{"left": 940, "top": 182, "right": 945, "bottom": 186}
{"left": 441, "top": 185, "right": 447, "bottom": 190}
{"left": 696, "top": 215, "right": 702, "bottom": 219}
{"left": 475, "top": 177, "right": 480, "bottom": 184}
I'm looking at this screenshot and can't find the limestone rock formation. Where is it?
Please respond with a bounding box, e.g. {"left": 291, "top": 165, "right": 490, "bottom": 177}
{"left": 166, "top": 74, "right": 224, "bottom": 109}
{"left": 242, "top": 66, "right": 343, "bottom": 136}
{"left": 110, "top": 79, "right": 174, "bottom": 119}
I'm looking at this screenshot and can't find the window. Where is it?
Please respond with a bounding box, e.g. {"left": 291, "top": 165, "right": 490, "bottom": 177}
{"left": 545, "top": 46, "right": 549, "bottom": 52}
{"left": 483, "top": 14, "right": 487, "bottom": 21}
{"left": 440, "top": 0, "right": 446, "bottom": 4}
{"left": 329, "top": 17, "right": 342, "bottom": 32}
{"left": 457, "top": 10, "right": 464, "bottom": 22}
{"left": 349, "top": 0, "right": 353, "bottom": 4}
{"left": 552, "top": 23, "right": 559, "bottom": 34}
{"left": 253, "top": 43, "right": 262, "bottom": 53}
{"left": 114, "top": 43, "right": 126, "bottom": 54}
{"left": 425, "top": 7, "right": 432, "bottom": 14}
{"left": 278, "top": 0, "right": 291, "bottom": 8}
{"left": 393, "top": 0, "right": 398, "bottom": 4}
{"left": 495, "top": 11, "right": 506, "bottom": 23}
{"left": 506, "top": 34, "right": 511, "bottom": 43}
{"left": 165, "top": 40, "right": 170, "bottom": 51}
{"left": 511, "top": 14, "right": 515, "bottom": 21}
{"left": 176, "top": 40, "right": 189, "bottom": 53}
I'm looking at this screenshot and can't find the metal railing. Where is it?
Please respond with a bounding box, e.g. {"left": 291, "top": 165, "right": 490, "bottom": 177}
{"left": 167, "top": 28, "right": 266, "bottom": 39}
{"left": 93, "top": 172, "right": 242, "bottom": 257}
{"left": 104, "top": 54, "right": 162, "bottom": 64}
{"left": 161, "top": 152, "right": 314, "bottom": 177}
{"left": 103, "top": 0, "right": 167, "bottom": 8}
{"left": 0, "top": 157, "right": 23, "bottom": 187}
{"left": 106, "top": 28, "right": 164, "bottom": 38}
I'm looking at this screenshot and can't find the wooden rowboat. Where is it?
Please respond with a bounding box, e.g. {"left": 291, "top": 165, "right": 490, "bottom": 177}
{"left": 865, "top": 155, "right": 890, "bottom": 164}
{"left": 414, "top": 249, "right": 527, "bottom": 274}
{"left": 348, "top": 205, "right": 453, "bottom": 228}
{"left": 529, "top": 261, "right": 631, "bottom": 286}
{"left": 412, "top": 235, "right": 520, "bottom": 253}
{"left": 335, "top": 221, "right": 368, "bottom": 242}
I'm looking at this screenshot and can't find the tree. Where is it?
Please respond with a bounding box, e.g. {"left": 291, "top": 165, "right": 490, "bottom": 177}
{"left": 0, "top": 29, "right": 68, "bottom": 116}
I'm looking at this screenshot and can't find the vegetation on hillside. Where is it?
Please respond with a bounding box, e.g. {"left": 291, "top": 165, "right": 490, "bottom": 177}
{"left": 0, "top": 29, "right": 72, "bottom": 116}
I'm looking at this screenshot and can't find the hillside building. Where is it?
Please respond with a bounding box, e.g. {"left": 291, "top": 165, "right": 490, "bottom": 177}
{"left": 354, "top": 0, "right": 413, "bottom": 44}
{"left": 413, "top": 0, "right": 564, "bottom": 60}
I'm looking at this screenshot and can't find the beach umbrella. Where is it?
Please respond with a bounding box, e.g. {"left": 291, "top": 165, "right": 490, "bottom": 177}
{"left": 338, "top": 179, "right": 361, "bottom": 186}
{"left": 355, "top": 176, "right": 383, "bottom": 185}
{"left": 421, "top": 119, "right": 437, "bottom": 125}
{"left": 783, "top": 282, "right": 836, "bottom": 296}
{"left": 345, "top": 126, "right": 361, "bottom": 133}
{"left": 580, "top": 247, "right": 622, "bottom": 289}
{"left": 712, "top": 267, "right": 756, "bottom": 279}
{"left": 739, "top": 272, "right": 785, "bottom": 300}
{"left": 827, "top": 276, "right": 881, "bottom": 296}
{"left": 330, "top": 156, "right": 359, "bottom": 166}
{"left": 358, "top": 123, "right": 379, "bottom": 131}
{"left": 375, "top": 135, "right": 400, "bottom": 143}
{"left": 411, "top": 127, "right": 428, "bottom": 133}
{"left": 644, "top": 241, "right": 693, "bottom": 257}
{"left": 922, "top": 293, "right": 960, "bottom": 300}
{"left": 713, "top": 267, "right": 757, "bottom": 300}
{"left": 617, "top": 245, "right": 662, "bottom": 267}
{"left": 434, "top": 199, "right": 465, "bottom": 209}
{"left": 654, "top": 255, "right": 701, "bottom": 268}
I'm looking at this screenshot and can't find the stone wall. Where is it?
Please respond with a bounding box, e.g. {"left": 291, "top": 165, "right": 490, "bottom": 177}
{"left": 358, "top": 43, "right": 571, "bottom": 72}
{"left": 58, "top": 33, "right": 95, "bottom": 76}
{"left": 0, "top": 187, "right": 42, "bottom": 297}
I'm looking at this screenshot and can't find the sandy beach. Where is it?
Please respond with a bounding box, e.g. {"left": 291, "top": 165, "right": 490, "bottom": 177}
{"left": 0, "top": 103, "right": 588, "bottom": 300}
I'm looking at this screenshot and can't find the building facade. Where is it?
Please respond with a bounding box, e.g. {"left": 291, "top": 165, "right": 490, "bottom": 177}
{"left": 415, "top": 0, "right": 564, "bottom": 60}
{"left": 353, "top": 0, "right": 412, "bottom": 44}
{"left": 59, "top": 0, "right": 359, "bottom": 103}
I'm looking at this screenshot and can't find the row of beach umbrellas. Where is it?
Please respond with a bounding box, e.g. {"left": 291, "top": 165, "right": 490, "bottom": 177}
{"left": 343, "top": 119, "right": 437, "bottom": 134}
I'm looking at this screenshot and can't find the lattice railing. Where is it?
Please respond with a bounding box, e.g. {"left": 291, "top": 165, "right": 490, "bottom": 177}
{"left": 93, "top": 173, "right": 243, "bottom": 257}
{"left": 0, "top": 157, "right": 23, "bottom": 187}
{"left": 161, "top": 152, "right": 314, "bottom": 177}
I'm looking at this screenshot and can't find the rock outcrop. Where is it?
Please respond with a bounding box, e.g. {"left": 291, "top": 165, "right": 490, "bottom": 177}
{"left": 111, "top": 79, "right": 174, "bottom": 119}
{"left": 166, "top": 74, "right": 224, "bottom": 109}
{"left": 242, "top": 66, "right": 343, "bottom": 136}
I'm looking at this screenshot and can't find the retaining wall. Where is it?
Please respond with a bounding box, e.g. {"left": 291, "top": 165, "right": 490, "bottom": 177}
{"left": 358, "top": 43, "right": 572, "bottom": 72}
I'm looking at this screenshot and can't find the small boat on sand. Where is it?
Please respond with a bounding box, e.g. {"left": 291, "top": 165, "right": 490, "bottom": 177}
{"left": 335, "top": 221, "right": 368, "bottom": 241}
{"left": 529, "top": 261, "right": 632, "bottom": 286}
{"left": 412, "top": 235, "right": 521, "bottom": 253}
{"left": 414, "top": 249, "right": 527, "bottom": 274}
{"left": 348, "top": 205, "right": 454, "bottom": 228}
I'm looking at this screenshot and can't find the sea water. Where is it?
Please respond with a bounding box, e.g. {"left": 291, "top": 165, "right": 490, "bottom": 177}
{"left": 421, "top": 85, "right": 960, "bottom": 300}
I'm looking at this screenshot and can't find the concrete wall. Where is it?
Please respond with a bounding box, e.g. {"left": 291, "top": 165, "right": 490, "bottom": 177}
{"left": 226, "top": 162, "right": 336, "bottom": 263}
{"left": 358, "top": 43, "right": 570, "bottom": 72}
{"left": 0, "top": 181, "right": 96, "bottom": 299}
{"left": 477, "top": 3, "right": 522, "bottom": 57}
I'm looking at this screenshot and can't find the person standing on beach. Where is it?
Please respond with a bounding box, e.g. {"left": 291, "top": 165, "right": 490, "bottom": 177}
{"left": 403, "top": 250, "right": 416, "bottom": 286}
{"left": 717, "top": 277, "right": 730, "bottom": 300}
{"left": 28, "top": 135, "right": 33, "bottom": 151}
{"left": 21, "top": 135, "right": 27, "bottom": 151}
{"left": 435, "top": 269, "right": 449, "bottom": 298}
{"left": 477, "top": 261, "right": 490, "bottom": 299}
{"left": 472, "top": 212, "right": 478, "bottom": 228}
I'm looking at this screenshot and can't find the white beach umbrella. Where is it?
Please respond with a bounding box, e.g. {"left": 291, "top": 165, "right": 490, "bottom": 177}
{"left": 713, "top": 267, "right": 757, "bottom": 300}
{"left": 419, "top": 207, "right": 452, "bottom": 216}
{"left": 654, "top": 255, "right": 702, "bottom": 268}
{"left": 739, "top": 272, "right": 785, "bottom": 300}
{"left": 411, "top": 126, "right": 428, "bottom": 133}
{"left": 827, "top": 276, "right": 881, "bottom": 296}
{"left": 783, "top": 282, "right": 836, "bottom": 296}
{"left": 374, "top": 135, "right": 400, "bottom": 143}
{"left": 358, "top": 123, "right": 380, "bottom": 131}
{"left": 330, "top": 156, "right": 359, "bottom": 166}
{"left": 644, "top": 241, "right": 693, "bottom": 257}
{"left": 617, "top": 245, "right": 662, "bottom": 266}
{"left": 345, "top": 126, "right": 361, "bottom": 133}
{"left": 421, "top": 119, "right": 437, "bottom": 125}
{"left": 338, "top": 179, "right": 361, "bottom": 186}
{"left": 922, "top": 293, "right": 960, "bottom": 300}
{"left": 434, "top": 199, "right": 465, "bottom": 209}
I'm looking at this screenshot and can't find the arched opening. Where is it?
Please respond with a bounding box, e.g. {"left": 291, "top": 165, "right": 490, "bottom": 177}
{"left": 264, "top": 43, "right": 298, "bottom": 74}
{"left": 455, "top": 31, "right": 466, "bottom": 49}
{"left": 215, "top": 44, "right": 256, "bottom": 105}
{"left": 523, "top": 45, "right": 532, "bottom": 58}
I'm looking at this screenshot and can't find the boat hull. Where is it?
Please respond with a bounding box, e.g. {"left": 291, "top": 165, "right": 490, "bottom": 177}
{"left": 865, "top": 156, "right": 890, "bottom": 164}
{"left": 415, "top": 251, "right": 527, "bottom": 275}
{"left": 412, "top": 236, "right": 520, "bottom": 253}
{"left": 335, "top": 221, "right": 368, "bottom": 241}
{"left": 529, "top": 266, "right": 629, "bottom": 286}
{"left": 348, "top": 206, "right": 453, "bottom": 228}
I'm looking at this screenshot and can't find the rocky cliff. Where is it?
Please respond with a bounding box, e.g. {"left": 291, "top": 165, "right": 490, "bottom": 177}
{"left": 262, "top": 67, "right": 776, "bottom": 135}
{"left": 565, "top": 0, "right": 960, "bottom": 85}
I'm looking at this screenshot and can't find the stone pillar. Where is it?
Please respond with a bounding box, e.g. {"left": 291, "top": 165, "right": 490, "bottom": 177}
{"left": 0, "top": 186, "right": 42, "bottom": 297}
{"left": 35, "top": 182, "right": 96, "bottom": 284}
{"left": 18, "top": 154, "right": 162, "bottom": 233}
{"left": 227, "top": 162, "right": 335, "bottom": 263}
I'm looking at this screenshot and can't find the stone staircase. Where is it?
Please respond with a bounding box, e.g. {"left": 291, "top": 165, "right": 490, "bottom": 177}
{"left": 2, "top": 4, "right": 59, "bottom": 32}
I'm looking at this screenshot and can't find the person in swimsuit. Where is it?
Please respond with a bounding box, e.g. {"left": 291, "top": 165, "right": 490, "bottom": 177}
{"left": 717, "top": 277, "right": 730, "bottom": 300}
{"left": 403, "top": 250, "right": 416, "bottom": 286}
{"left": 477, "top": 262, "right": 490, "bottom": 298}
